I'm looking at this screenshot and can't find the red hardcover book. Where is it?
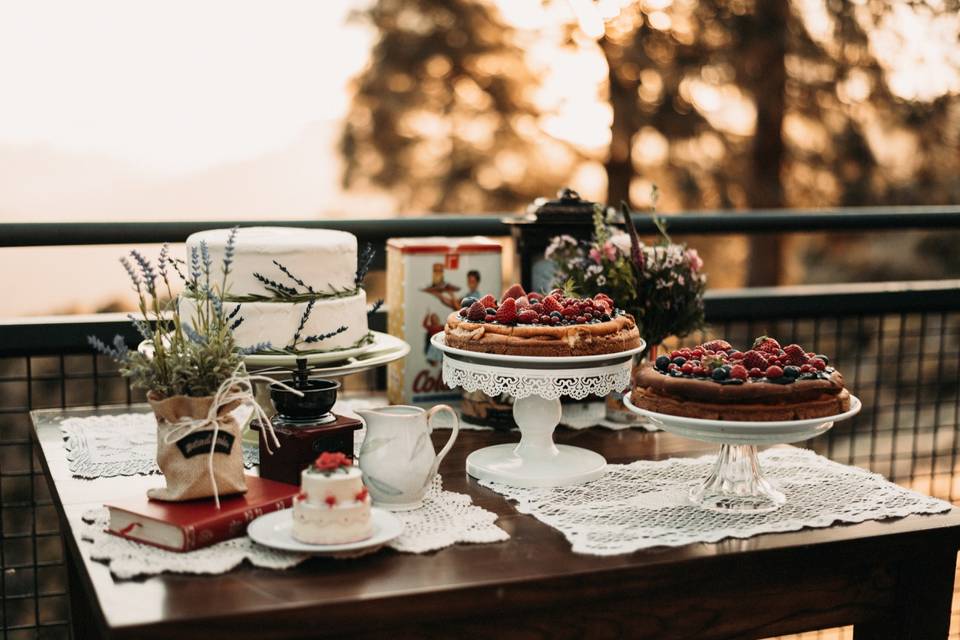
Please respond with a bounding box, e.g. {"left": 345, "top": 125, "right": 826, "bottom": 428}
{"left": 105, "top": 475, "right": 299, "bottom": 552}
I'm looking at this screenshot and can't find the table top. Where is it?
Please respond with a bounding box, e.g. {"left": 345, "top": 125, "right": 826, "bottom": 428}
{"left": 31, "top": 402, "right": 960, "bottom": 640}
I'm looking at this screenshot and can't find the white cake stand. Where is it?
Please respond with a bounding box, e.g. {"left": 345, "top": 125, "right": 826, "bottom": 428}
{"left": 623, "top": 394, "right": 862, "bottom": 513}
{"left": 432, "top": 333, "right": 645, "bottom": 488}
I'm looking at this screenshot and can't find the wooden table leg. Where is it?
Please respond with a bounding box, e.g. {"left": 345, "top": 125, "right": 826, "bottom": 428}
{"left": 64, "top": 541, "right": 97, "bottom": 640}
{"left": 854, "top": 546, "right": 957, "bottom": 640}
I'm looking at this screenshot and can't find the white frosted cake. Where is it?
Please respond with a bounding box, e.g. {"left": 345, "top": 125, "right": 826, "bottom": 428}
{"left": 179, "top": 227, "right": 370, "bottom": 353}
{"left": 292, "top": 453, "right": 372, "bottom": 545}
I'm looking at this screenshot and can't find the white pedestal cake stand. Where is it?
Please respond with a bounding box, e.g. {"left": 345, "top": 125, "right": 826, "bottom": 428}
{"left": 432, "top": 333, "right": 645, "bottom": 488}
{"left": 623, "top": 394, "right": 862, "bottom": 513}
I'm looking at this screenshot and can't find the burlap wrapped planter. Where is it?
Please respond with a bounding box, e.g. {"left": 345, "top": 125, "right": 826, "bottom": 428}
{"left": 147, "top": 391, "right": 247, "bottom": 502}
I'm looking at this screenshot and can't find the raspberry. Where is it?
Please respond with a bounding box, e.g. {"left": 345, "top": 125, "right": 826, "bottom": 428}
{"left": 495, "top": 298, "right": 517, "bottom": 324}
{"left": 541, "top": 295, "right": 564, "bottom": 314}
{"left": 681, "top": 363, "right": 693, "bottom": 375}
{"left": 782, "top": 344, "right": 806, "bottom": 365}
{"left": 531, "top": 303, "right": 545, "bottom": 314}
{"left": 515, "top": 295, "right": 530, "bottom": 309}
{"left": 693, "top": 366, "right": 707, "bottom": 377}
{"left": 765, "top": 365, "right": 784, "bottom": 378}
{"left": 811, "top": 357, "right": 826, "bottom": 370}
{"left": 484, "top": 313, "right": 496, "bottom": 323}
{"left": 729, "top": 364, "right": 748, "bottom": 380}
{"left": 575, "top": 315, "right": 587, "bottom": 323}
{"left": 562, "top": 306, "right": 578, "bottom": 317}
{"left": 501, "top": 284, "right": 526, "bottom": 301}
{"left": 753, "top": 336, "right": 781, "bottom": 354}
{"left": 540, "top": 314, "right": 551, "bottom": 324}
{"left": 748, "top": 367, "right": 763, "bottom": 378}
{"left": 702, "top": 339, "right": 732, "bottom": 352}
{"left": 800, "top": 364, "right": 813, "bottom": 373}
{"left": 741, "top": 350, "right": 768, "bottom": 370}
{"left": 466, "top": 301, "right": 486, "bottom": 321}
{"left": 479, "top": 294, "right": 497, "bottom": 309}
{"left": 729, "top": 350, "right": 744, "bottom": 360}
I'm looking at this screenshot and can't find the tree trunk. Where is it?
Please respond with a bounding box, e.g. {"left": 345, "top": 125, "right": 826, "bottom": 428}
{"left": 745, "top": 0, "right": 789, "bottom": 287}
{"left": 600, "top": 36, "right": 639, "bottom": 209}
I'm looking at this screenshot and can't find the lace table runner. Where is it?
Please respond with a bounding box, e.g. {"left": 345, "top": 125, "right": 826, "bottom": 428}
{"left": 80, "top": 476, "right": 508, "bottom": 579}
{"left": 481, "top": 447, "right": 952, "bottom": 556}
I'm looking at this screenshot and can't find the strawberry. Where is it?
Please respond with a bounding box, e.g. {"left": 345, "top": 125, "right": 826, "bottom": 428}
{"left": 479, "top": 294, "right": 497, "bottom": 309}
{"left": 702, "top": 339, "right": 732, "bottom": 352}
{"left": 782, "top": 344, "right": 806, "bottom": 365}
{"left": 765, "top": 364, "right": 784, "bottom": 378}
{"left": 729, "top": 364, "right": 748, "bottom": 380}
{"left": 753, "top": 335, "right": 781, "bottom": 354}
{"left": 495, "top": 298, "right": 517, "bottom": 324}
{"left": 748, "top": 367, "right": 763, "bottom": 378}
{"left": 517, "top": 309, "right": 537, "bottom": 324}
{"left": 501, "top": 284, "right": 526, "bottom": 302}
{"left": 466, "top": 301, "right": 486, "bottom": 321}
{"left": 741, "top": 350, "right": 768, "bottom": 371}
{"left": 542, "top": 295, "right": 564, "bottom": 314}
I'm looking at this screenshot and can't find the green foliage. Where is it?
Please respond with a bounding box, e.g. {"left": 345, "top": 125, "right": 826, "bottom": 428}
{"left": 89, "top": 230, "right": 246, "bottom": 398}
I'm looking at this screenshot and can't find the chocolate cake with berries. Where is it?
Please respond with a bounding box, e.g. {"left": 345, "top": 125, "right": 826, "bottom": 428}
{"left": 444, "top": 284, "right": 641, "bottom": 357}
{"left": 631, "top": 336, "right": 851, "bottom": 421}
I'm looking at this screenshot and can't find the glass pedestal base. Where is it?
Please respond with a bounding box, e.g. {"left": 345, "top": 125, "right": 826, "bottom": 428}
{"left": 689, "top": 444, "right": 786, "bottom": 514}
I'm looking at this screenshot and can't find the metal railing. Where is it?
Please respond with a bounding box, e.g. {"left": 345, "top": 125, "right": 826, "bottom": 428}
{"left": 3, "top": 208, "right": 960, "bottom": 640}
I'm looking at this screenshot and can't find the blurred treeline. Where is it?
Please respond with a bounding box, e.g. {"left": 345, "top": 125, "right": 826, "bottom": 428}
{"left": 339, "top": 0, "right": 960, "bottom": 286}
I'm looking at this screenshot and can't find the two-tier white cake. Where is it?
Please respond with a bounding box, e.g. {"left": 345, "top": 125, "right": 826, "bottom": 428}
{"left": 292, "top": 453, "right": 372, "bottom": 545}
{"left": 179, "top": 227, "right": 370, "bottom": 352}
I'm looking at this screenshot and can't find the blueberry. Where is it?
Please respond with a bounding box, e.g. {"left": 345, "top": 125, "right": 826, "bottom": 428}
{"left": 485, "top": 307, "right": 496, "bottom": 315}
{"left": 783, "top": 365, "right": 801, "bottom": 378}
{"left": 711, "top": 367, "right": 728, "bottom": 381}
{"left": 655, "top": 355, "right": 671, "bottom": 372}
{"left": 672, "top": 356, "right": 686, "bottom": 366}
{"left": 550, "top": 310, "right": 562, "bottom": 318}
{"left": 461, "top": 297, "right": 478, "bottom": 308}
{"left": 600, "top": 313, "right": 611, "bottom": 322}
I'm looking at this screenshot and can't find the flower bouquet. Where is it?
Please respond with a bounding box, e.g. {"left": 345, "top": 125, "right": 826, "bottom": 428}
{"left": 545, "top": 198, "right": 707, "bottom": 423}
{"left": 89, "top": 229, "right": 293, "bottom": 507}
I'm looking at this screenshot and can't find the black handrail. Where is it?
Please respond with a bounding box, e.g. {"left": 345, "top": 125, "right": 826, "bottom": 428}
{"left": 4, "top": 206, "right": 960, "bottom": 247}
{"left": 3, "top": 279, "right": 958, "bottom": 355}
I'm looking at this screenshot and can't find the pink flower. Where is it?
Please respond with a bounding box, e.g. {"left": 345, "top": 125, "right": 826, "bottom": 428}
{"left": 686, "top": 248, "right": 703, "bottom": 272}
{"left": 589, "top": 247, "right": 602, "bottom": 264}
{"left": 603, "top": 241, "right": 618, "bottom": 262}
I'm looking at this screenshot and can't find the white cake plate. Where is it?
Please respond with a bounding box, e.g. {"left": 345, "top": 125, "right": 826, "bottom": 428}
{"left": 432, "top": 333, "right": 645, "bottom": 488}
{"left": 623, "top": 394, "right": 862, "bottom": 514}
{"left": 247, "top": 507, "right": 403, "bottom": 556}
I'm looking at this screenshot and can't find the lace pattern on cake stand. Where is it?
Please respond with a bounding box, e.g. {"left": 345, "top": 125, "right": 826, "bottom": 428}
{"left": 442, "top": 357, "right": 632, "bottom": 401}
{"left": 80, "top": 476, "right": 508, "bottom": 579}
{"left": 480, "top": 446, "right": 952, "bottom": 556}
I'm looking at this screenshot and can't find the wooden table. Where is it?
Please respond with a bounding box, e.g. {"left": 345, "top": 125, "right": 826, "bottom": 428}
{"left": 32, "top": 404, "right": 960, "bottom": 640}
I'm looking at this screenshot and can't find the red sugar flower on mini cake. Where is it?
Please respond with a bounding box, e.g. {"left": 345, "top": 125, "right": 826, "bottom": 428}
{"left": 324, "top": 495, "right": 337, "bottom": 508}
{"left": 313, "top": 451, "right": 352, "bottom": 472}
{"left": 355, "top": 487, "right": 369, "bottom": 502}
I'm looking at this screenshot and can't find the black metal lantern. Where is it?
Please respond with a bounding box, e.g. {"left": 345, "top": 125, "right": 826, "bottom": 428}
{"left": 504, "top": 188, "right": 600, "bottom": 293}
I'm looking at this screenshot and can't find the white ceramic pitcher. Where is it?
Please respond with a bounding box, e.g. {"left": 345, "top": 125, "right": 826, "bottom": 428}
{"left": 356, "top": 405, "right": 459, "bottom": 511}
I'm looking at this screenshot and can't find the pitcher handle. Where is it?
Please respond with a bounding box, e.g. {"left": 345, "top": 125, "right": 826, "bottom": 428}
{"left": 426, "top": 404, "right": 459, "bottom": 472}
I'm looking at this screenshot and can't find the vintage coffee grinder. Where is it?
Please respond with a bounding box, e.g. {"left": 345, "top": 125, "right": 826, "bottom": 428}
{"left": 257, "top": 359, "right": 362, "bottom": 486}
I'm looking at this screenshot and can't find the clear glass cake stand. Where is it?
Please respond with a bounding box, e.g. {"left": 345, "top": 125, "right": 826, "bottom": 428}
{"left": 432, "top": 333, "right": 645, "bottom": 488}
{"left": 623, "top": 394, "right": 862, "bottom": 513}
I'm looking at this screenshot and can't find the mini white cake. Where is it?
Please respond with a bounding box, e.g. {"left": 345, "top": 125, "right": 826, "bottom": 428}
{"left": 180, "top": 227, "right": 371, "bottom": 353}
{"left": 292, "top": 455, "right": 372, "bottom": 545}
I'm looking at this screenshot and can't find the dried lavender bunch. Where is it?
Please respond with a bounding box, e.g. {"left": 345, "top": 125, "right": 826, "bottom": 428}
{"left": 89, "top": 227, "right": 246, "bottom": 397}
{"left": 356, "top": 243, "right": 375, "bottom": 286}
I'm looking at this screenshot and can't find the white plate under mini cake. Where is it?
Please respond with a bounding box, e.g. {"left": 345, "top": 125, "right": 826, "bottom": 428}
{"left": 247, "top": 507, "right": 403, "bottom": 555}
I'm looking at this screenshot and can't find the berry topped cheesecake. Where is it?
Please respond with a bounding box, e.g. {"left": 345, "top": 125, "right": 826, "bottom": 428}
{"left": 631, "top": 336, "right": 851, "bottom": 421}
{"left": 444, "top": 284, "right": 641, "bottom": 357}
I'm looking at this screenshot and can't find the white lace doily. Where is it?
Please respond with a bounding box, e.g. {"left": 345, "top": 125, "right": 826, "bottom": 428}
{"left": 442, "top": 357, "right": 632, "bottom": 401}
{"left": 60, "top": 412, "right": 259, "bottom": 478}
{"left": 80, "top": 475, "right": 508, "bottom": 579}
{"left": 481, "top": 447, "right": 952, "bottom": 556}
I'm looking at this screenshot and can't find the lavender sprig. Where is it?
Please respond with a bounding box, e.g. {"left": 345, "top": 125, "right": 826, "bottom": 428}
{"left": 367, "top": 299, "right": 384, "bottom": 315}
{"left": 222, "top": 227, "right": 238, "bottom": 276}
{"left": 130, "top": 250, "right": 157, "bottom": 295}
{"left": 88, "top": 335, "right": 130, "bottom": 361}
{"left": 189, "top": 246, "right": 202, "bottom": 284}
{"left": 158, "top": 244, "right": 169, "bottom": 280}
{"left": 127, "top": 314, "right": 153, "bottom": 341}
{"left": 253, "top": 272, "right": 299, "bottom": 297}
{"left": 229, "top": 316, "right": 244, "bottom": 331}
{"left": 226, "top": 304, "right": 242, "bottom": 320}
{"left": 200, "top": 240, "right": 212, "bottom": 274}
{"left": 355, "top": 243, "right": 375, "bottom": 285}
{"left": 182, "top": 323, "right": 206, "bottom": 344}
{"left": 272, "top": 260, "right": 314, "bottom": 293}
{"left": 289, "top": 299, "right": 317, "bottom": 348}
{"left": 238, "top": 341, "right": 272, "bottom": 356}
{"left": 304, "top": 325, "right": 348, "bottom": 344}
